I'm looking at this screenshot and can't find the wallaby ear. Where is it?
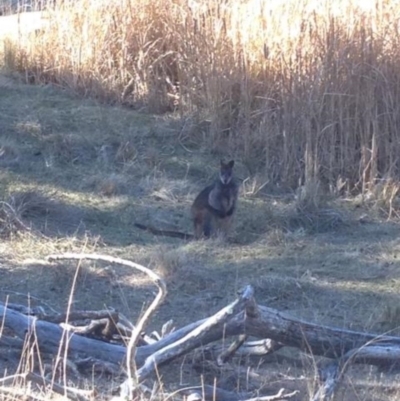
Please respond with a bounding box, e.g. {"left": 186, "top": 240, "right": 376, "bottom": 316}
{"left": 228, "top": 160, "right": 235, "bottom": 168}
{"left": 220, "top": 159, "right": 225, "bottom": 167}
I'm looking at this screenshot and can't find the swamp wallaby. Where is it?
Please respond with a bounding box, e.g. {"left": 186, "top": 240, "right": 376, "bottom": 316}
{"left": 191, "top": 160, "right": 238, "bottom": 239}
{"left": 134, "top": 160, "right": 238, "bottom": 240}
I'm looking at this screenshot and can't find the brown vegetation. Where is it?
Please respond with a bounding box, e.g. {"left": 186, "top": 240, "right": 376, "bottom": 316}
{"left": 2, "top": 1, "right": 400, "bottom": 400}
{"left": 2, "top": 0, "right": 400, "bottom": 193}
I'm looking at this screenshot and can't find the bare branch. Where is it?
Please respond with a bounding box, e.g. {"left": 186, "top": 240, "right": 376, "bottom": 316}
{"left": 313, "top": 344, "right": 400, "bottom": 401}
{"left": 180, "top": 385, "right": 298, "bottom": 401}
{"left": 135, "top": 285, "right": 254, "bottom": 382}
{"left": 46, "top": 253, "right": 167, "bottom": 399}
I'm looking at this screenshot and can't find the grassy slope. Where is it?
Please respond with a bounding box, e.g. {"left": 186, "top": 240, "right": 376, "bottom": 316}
{"left": 1, "top": 76, "right": 400, "bottom": 399}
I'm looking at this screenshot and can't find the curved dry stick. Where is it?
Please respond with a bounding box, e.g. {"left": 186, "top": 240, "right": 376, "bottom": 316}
{"left": 46, "top": 253, "right": 167, "bottom": 393}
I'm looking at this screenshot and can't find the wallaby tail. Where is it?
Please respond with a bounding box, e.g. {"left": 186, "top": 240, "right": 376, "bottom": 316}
{"left": 134, "top": 223, "right": 194, "bottom": 240}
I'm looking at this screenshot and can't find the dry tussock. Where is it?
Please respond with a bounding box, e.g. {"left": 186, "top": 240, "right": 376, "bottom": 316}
{"left": 44, "top": 133, "right": 96, "bottom": 166}
{"left": 97, "top": 141, "right": 138, "bottom": 167}
{"left": 0, "top": 201, "right": 30, "bottom": 238}
{"left": 239, "top": 180, "right": 344, "bottom": 237}
{"left": 84, "top": 173, "right": 128, "bottom": 196}
{"left": 290, "top": 181, "right": 345, "bottom": 233}
{"left": 0, "top": 191, "right": 59, "bottom": 238}
{"left": 8, "top": 190, "right": 59, "bottom": 219}
{"left": 365, "top": 177, "right": 400, "bottom": 219}
{"left": 1, "top": 190, "right": 87, "bottom": 238}
{"left": 3, "top": 0, "right": 400, "bottom": 192}
{"left": 150, "top": 244, "right": 189, "bottom": 278}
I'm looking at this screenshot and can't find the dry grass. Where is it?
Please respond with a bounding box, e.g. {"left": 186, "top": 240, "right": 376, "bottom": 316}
{"left": 1, "top": 0, "right": 400, "bottom": 193}
{"left": 3, "top": 2, "right": 400, "bottom": 398}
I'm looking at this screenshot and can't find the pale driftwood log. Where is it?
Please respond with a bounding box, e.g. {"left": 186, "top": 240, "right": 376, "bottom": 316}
{"left": 135, "top": 285, "right": 254, "bottom": 382}
{"left": 241, "top": 304, "right": 400, "bottom": 357}
{"left": 0, "top": 303, "right": 127, "bottom": 364}
{"left": 3, "top": 294, "right": 400, "bottom": 370}
{"left": 3, "top": 296, "right": 400, "bottom": 401}
{"left": 119, "top": 286, "right": 255, "bottom": 400}
{"left": 0, "top": 303, "right": 210, "bottom": 366}
{"left": 4, "top": 278, "right": 400, "bottom": 401}
{"left": 312, "top": 345, "right": 400, "bottom": 401}
{"left": 0, "top": 335, "right": 25, "bottom": 349}
{"left": 3, "top": 290, "right": 400, "bottom": 370}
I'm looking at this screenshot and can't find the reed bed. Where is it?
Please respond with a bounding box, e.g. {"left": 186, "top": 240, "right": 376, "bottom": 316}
{"left": 4, "top": 0, "right": 400, "bottom": 191}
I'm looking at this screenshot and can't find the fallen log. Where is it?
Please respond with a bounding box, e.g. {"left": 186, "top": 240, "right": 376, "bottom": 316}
{"left": 313, "top": 344, "right": 400, "bottom": 401}
{"left": 4, "top": 249, "right": 400, "bottom": 401}
{"left": 244, "top": 304, "right": 400, "bottom": 358}
{"left": 3, "top": 292, "right": 400, "bottom": 371}
{"left": 135, "top": 285, "right": 255, "bottom": 382}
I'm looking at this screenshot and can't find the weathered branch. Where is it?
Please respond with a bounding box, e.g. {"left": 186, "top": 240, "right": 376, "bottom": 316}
{"left": 244, "top": 304, "right": 400, "bottom": 357}
{"left": 46, "top": 253, "right": 167, "bottom": 398}
{"left": 181, "top": 385, "right": 298, "bottom": 401}
{"left": 4, "top": 276, "right": 400, "bottom": 401}
{"left": 313, "top": 344, "right": 400, "bottom": 401}
{"left": 135, "top": 285, "right": 254, "bottom": 382}
{"left": 4, "top": 289, "right": 400, "bottom": 372}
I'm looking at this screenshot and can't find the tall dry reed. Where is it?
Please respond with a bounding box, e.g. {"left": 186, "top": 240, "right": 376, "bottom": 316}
{"left": 4, "top": 0, "right": 400, "bottom": 191}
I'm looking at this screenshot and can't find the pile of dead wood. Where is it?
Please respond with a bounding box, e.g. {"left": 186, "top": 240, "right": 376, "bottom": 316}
{"left": 1, "top": 253, "right": 400, "bottom": 401}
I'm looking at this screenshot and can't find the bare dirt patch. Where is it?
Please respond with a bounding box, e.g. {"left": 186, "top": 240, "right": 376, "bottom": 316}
{"left": 1, "top": 75, "right": 400, "bottom": 400}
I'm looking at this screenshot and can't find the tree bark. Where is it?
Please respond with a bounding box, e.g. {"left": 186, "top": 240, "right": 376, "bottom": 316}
{"left": 3, "top": 288, "right": 400, "bottom": 370}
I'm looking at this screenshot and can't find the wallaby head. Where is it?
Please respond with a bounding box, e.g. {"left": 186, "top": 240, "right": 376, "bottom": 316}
{"left": 219, "top": 160, "right": 235, "bottom": 184}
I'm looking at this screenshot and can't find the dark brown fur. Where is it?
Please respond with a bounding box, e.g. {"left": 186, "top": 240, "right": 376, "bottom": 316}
{"left": 191, "top": 160, "right": 238, "bottom": 239}
{"left": 134, "top": 160, "right": 238, "bottom": 240}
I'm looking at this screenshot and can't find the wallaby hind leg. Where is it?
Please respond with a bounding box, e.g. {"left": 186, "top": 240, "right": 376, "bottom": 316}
{"left": 203, "top": 213, "right": 213, "bottom": 238}
{"left": 193, "top": 210, "right": 215, "bottom": 239}
{"left": 193, "top": 209, "right": 206, "bottom": 239}
{"left": 216, "top": 216, "right": 233, "bottom": 240}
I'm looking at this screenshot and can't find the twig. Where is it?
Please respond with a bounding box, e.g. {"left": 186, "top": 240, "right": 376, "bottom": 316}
{"left": 46, "top": 253, "right": 167, "bottom": 399}
{"left": 244, "top": 388, "right": 298, "bottom": 401}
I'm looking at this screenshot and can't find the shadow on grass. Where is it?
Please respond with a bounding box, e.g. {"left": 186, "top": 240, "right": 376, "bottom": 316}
{"left": 1, "top": 228, "right": 400, "bottom": 401}
{"left": 2, "top": 245, "right": 400, "bottom": 343}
